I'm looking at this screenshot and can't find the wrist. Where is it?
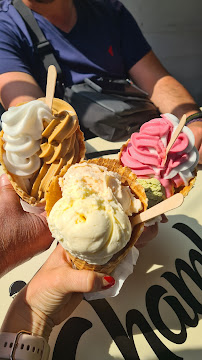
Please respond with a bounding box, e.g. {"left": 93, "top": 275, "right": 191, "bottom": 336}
{"left": 0, "top": 331, "right": 50, "bottom": 360}
{"left": 27, "top": 306, "right": 54, "bottom": 341}
{"left": 187, "top": 118, "right": 202, "bottom": 126}
{"left": 1, "top": 289, "right": 54, "bottom": 341}
{"left": 0, "top": 234, "right": 27, "bottom": 278}
{"left": 186, "top": 111, "right": 202, "bottom": 125}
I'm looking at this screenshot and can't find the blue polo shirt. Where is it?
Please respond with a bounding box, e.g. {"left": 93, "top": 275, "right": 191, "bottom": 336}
{"left": 0, "top": 0, "right": 151, "bottom": 93}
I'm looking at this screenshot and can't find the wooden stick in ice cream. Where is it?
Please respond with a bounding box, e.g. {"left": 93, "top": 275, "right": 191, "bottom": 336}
{"left": 131, "top": 193, "right": 184, "bottom": 226}
{"left": 163, "top": 114, "right": 187, "bottom": 164}
{"left": 44, "top": 65, "right": 78, "bottom": 119}
{"left": 45, "top": 65, "right": 57, "bottom": 109}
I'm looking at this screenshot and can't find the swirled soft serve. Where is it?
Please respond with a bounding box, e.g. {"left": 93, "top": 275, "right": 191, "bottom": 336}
{"left": 1, "top": 100, "right": 52, "bottom": 178}
{"left": 0, "top": 98, "right": 85, "bottom": 205}
{"left": 120, "top": 113, "right": 198, "bottom": 201}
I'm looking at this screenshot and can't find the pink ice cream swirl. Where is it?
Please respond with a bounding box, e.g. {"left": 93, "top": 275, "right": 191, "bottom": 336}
{"left": 120, "top": 114, "right": 199, "bottom": 198}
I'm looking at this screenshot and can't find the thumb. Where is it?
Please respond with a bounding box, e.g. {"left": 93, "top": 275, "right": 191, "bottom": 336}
{"left": 62, "top": 266, "right": 116, "bottom": 294}
{"left": 44, "top": 244, "right": 116, "bottom": 294}
{"left": 0, "top": 174, "right": 22, "bottom": 209}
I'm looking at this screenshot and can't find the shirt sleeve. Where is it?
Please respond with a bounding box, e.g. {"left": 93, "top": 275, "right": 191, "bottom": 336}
{"left": 0, "top": 13, "right": 34, "bottom": 76}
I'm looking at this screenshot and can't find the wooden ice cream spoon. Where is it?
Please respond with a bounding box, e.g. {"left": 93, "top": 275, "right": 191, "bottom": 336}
{"left": 44, "top": 65, "right": 78, "bottom": 119}
{"left": 163, "top": 114, "right": 187, "bottom": 165}
{"left": 45, "top": 65, "right": 57, "bottom": 109}
{"left": 132, "top": 193, "right": 184, "bottom": 226}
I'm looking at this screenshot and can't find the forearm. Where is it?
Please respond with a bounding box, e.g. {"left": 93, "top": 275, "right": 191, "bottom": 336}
{"left": 0, "top": 173, "right": 53, "bottom": 278}
{"left": 1, "top": 288, "right": 54, "bottom": 341}
{"left": 129, "top": 51, "right": 200, "bottom": 119}
{"left": 150, "top": 75, "right": 200, "bottom": 118}
{"left": 0, "top": 228, "right": 36, "bottom": 278}
{"left": 0, "top": 72, "right": 44, "bottom": 109}
{"left": 0, "top": 235, "right": 22, "bottom": 278}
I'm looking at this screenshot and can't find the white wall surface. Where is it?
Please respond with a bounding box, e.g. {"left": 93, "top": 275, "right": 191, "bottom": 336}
{"left": 122, "top": 0, "right": 202, "bottom": 105}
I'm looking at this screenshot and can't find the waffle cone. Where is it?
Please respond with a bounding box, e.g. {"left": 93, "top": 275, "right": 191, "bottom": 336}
{"left": 175, "top": 168, "right": 197, "bottom": 197}
{"left": 119, "top": 143, "right": 197, "bottom": 199}
{"left": 45, "top": 158, "right": 147, "bottom": 274}
{"left": 0, "top": 98, "right": 86, "bottom": 206}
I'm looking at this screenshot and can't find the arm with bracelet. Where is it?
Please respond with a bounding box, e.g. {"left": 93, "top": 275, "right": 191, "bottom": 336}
{"left": 186, "top": 111, "right": 202, "bottom": 125}
{"left": 128, "top": 50, "right": 202, "bottom": 163}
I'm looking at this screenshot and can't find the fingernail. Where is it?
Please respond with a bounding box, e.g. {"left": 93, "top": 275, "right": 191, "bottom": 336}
{"left": 102, "top": 276, "right": 115, "bottom": 290}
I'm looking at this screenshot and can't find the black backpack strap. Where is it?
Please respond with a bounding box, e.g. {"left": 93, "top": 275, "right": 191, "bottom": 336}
{"left": 12, "top": 0, "right": 64, "bottom": 94}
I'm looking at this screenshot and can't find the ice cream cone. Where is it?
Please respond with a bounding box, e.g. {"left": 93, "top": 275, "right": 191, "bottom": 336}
{"left": 119, "top": 113, "right": 199, "bottom": 203}
{"left": 119, "top": 143, "right": 197, "bottom": 200}
{"left": 0, "top": 98, "right": 86, "bottom": 206}
{"left": 45, "top": 158, "right": 147, "bottom": 274}
{"left": 174, "top": 168, "right": 197, "bottom": 197}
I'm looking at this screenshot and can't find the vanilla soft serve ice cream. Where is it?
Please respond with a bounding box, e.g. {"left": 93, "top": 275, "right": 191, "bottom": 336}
{"left": 1, "top": 100, "right": 52, "bottom": 176}
{"left": 1, "top": 100, "right": 53, "bottom": 192}
{"left": 48, "top": 162, "right": 143, "bottom": 265}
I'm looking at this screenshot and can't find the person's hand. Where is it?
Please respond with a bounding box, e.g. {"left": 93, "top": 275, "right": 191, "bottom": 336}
{"left": 187, "top": 121, "right": 202, "bottom": 164}
{"left": 135, "top": 223, "right": 158, "bottom": 249}
{"left": 1, "top": 244, "right": 115, "bottom": 340}
{"left": 135, "top": 214, "right": 168, "bottom": 249}
{"left": 0, "top": 174, "right": 53, "bottom": 276}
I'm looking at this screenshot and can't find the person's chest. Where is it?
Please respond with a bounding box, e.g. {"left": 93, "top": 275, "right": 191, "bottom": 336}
{"left": 35, "top": 6, "right": 126, "bottom": 85}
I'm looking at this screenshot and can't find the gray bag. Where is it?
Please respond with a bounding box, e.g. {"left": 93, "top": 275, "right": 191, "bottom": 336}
{"left": 64, "top": 79, "right": 159, "bottom": 141}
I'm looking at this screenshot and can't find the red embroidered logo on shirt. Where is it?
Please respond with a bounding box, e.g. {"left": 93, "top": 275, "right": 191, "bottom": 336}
{"left": 108, "top": 45, "right": 114, "bottom": 56}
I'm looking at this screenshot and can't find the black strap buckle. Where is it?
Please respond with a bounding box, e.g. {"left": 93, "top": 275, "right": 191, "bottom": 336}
{"left": 36, "top": 40, "right": 52, "bottom": 56}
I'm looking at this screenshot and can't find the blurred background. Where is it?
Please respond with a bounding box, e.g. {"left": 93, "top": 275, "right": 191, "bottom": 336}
{"left": 122, "top": 0, "right": 202, "bottom": 105}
